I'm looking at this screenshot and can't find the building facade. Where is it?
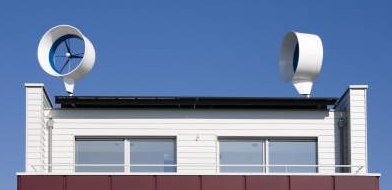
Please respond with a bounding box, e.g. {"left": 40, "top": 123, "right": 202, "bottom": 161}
{"left": 17, "top": 83, "right": 379, "bottom": 190}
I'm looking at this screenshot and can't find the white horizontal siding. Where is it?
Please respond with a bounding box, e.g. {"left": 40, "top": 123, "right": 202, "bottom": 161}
{"left": 177, "top": 134, "right": 217, "bottom": 174}
{"left": 336, "top": 86, "right": 368, "bottom": 173}
{"left": 48, "top": 109, "right": 337, "bottom": 174}
{"left": 348, "top": 87, "right": 368, "bottom": 173}
{"left": 25, "top": 84, "right": 52, "bottom": 173}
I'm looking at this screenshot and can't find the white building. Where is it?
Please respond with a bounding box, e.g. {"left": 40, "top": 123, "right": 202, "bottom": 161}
{"left": 18, "top": 83, "right": 379, "bottom": 190}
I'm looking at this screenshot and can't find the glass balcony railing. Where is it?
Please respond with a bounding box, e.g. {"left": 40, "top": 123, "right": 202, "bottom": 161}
{"left": 28, "top": 164, "right": 364, "bottom": 174}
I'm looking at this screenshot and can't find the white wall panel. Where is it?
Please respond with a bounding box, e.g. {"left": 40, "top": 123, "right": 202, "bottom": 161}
{"left": 335, "top": 85, "right": 368, "bottom": 174}
{"left": 46, "top": 108, "right": 337, "bottom": 174}
{"left": 25, "top": 84, "right": 52, "bottom": 172}
{"left": 24, "top": 84, "right": 369, "bottom": 175}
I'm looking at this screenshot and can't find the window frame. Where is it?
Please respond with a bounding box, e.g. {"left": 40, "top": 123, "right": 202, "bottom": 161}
{"left": 218, "top": 137, "right": 318, "bottom": 174}
{"left": 75, "top": 137, "right": 177, "bottom": 173}
{"left": 218, "top": 137, "right": 266, "bottom": 173}
{"left": 128, "top": 137, "right": 177, "bottom": 173}
{"left": 267, "top": 138, "right": 318, "bottom": 173}
{"left": 74, "top": 138, "right": 126, "bottom": 173}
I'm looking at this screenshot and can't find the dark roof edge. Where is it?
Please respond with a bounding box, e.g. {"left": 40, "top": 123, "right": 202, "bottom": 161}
{"left": 55, "top": 96, "right": 338, "bottom": 110}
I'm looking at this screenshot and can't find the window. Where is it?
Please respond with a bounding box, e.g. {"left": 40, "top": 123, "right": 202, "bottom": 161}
{"left": 220, "top": 139, "right": 263, "bottom": 173}
{"left": 75, "top": 138, "right": 176, "bottom": 173}
{"left": 75, "top": 139, "right": 124, "bottom": 172}
{"left": 129, "top": 138, "right": 176, "bottom": 172}
{"left": 268, "top": 140, "right": 317, "bottom": 173}
{"left": 219, "top": 138, "right": 317, "bottom": 173}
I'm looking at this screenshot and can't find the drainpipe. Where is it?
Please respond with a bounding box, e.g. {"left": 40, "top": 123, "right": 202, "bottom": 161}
{"left": 46, "top": 118, "right": 54, "bottom": 172}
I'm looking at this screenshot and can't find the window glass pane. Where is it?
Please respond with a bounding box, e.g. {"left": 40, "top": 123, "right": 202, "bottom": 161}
{"left": 269, "top": 140, "right": 317, "bottom": 173}
{"left": 76, "top": 140, "right": 124, "bottom": 172}
{"left": 130, "top": 139, "right": 176, "bottom": 172}
{"left": 220, "top": 140, "right": 263, "bottom": 173}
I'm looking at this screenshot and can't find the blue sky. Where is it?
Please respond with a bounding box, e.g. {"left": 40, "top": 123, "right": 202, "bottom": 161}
{"left": 0, "top": 0, "right": 391, "bottom": 189}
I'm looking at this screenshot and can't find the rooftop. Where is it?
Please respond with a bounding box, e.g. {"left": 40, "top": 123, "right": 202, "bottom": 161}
{"left": 55, "top": 96, "right": 338, "bottom": 110}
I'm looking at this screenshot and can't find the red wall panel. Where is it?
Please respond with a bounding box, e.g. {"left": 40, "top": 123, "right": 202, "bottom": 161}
{"left": 246, "top": 176, "right": 289, "bottom": 190}
{"left": 290, "top": 176, "right": 333, "bottom": 190}
{"left": 19, "top": 175, "right": 64, "bottom": 190}
{"left": 157, "top": 176, "right": 200, "bottom": 190}
{"left": 335, "top": 176, "right": 379, "bottom": 190}
{"left": 66, "top": 176, "right": 110, "bottom": 190}
{"left": 202, "top": 176, "right": 245, "bottom": 190}
{"left": 112, "top": 176, "right": 155, "bottom": 190}
{"left": 17, "top": 175, "right": 379, "bottom": 190}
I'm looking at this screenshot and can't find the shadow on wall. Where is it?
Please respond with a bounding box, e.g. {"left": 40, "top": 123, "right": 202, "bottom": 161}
{"left": 49, "top": 109, "right": 331, "bottom": 120}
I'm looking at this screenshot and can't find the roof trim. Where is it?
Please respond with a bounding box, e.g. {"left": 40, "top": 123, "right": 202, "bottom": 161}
{"left": 55, "top": 96, "right": 338, "bottom": 110}
{"left": 25, "top": 83, "right": 53, "bottom": 108}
